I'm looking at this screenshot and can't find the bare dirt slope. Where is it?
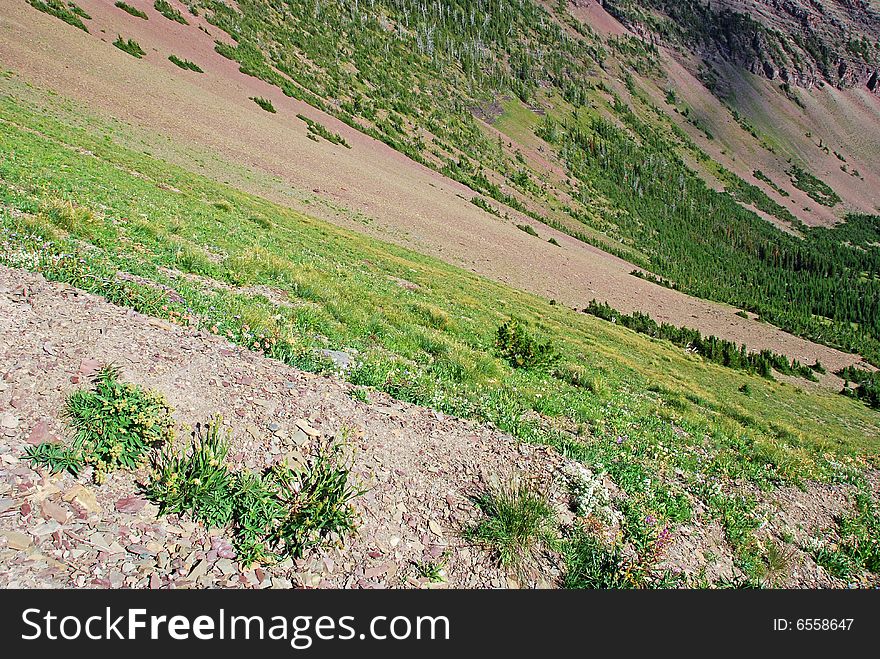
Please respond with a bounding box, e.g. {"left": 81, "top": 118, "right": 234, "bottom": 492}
{"left": 0, "top": 0, "right": 868, "bottom": 373}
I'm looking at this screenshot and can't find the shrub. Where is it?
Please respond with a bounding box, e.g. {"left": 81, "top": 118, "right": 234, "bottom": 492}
{"left": 168, "top": 55, "right": 203, "bottom": 73}
{"left": 64, "top": 366, "right": 175, "bottom": 483}
{"left": 516, "top": 223, "right": 539, "bottom": 237}
{"left": 251, "top": 96, "right": 276, "bottom": 113}
{"left": 465, "top": 480, "right": 556, "bottom": 574}
{"left": 113, "top": 36, "right": 146, "bottom": 58}
{"left": 115, "top": 2, "right": 148, "bottom": 19}
{"left": 495, "top": 319, "right": 559, "bottom": 371}
{"left": 154, "top": 0, "right": 188, "bottom": 24}
{"left": 295, "top": 113, "right": 350, "bottom": 147}
{"left": 27, "top": 0, "right": 89, "bottom": 32}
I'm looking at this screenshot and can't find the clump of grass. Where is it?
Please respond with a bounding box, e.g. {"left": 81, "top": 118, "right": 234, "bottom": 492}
{"left": 24, "top": 366, "right": 175, "bottom": 483}
{"left": 115, "top": 2, "right": 148, "bottom": 19}
{"left": 295, "top": 113, "right": 350, "bottom": 148}
{"left": 168, "top": 54, "right": 203, "bottom": 73}
{"left": 465, "top": 480, "right": 556, "bottom": 574}
{"left": 548, "top": 237, "right": 561, "bottom": 247}
{"left": 563, "top": 527, "right": 634, "bottom": 588}
{"left": 154, "top": 0, "right": 188, "bottom": 24}
{"left": 251, "top": 96, "right": 276, "bottom": 113}
{"left": 147, "top": 419, "right": 364, "bottom": 565}
{"left": 27, "top": 0, "right": 89, "bottom": 32}
{"left": 113, "top": 36, "right": 146, "bottom": 59}
{"left": 495, "top": 319, "right": 559, "bottom": 371}
{"left": 39, "top": 197, "right": 95, "bottom": 234}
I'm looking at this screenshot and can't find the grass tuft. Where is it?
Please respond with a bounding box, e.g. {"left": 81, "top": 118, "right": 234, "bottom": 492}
{"left": 466, "top": 480, "right": 556, "bottom": 574}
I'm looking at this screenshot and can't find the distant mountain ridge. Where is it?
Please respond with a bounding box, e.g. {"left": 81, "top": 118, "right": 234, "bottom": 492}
{"left": 600, "top": 0, "right": 880, "bottom": 92}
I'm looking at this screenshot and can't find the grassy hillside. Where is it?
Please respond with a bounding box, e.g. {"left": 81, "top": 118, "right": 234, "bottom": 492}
{"left": 21, "top": 0, "right": 880, "bottom": 373}
{"left": 1, "top": 78, "right": 878, "bottom": 585}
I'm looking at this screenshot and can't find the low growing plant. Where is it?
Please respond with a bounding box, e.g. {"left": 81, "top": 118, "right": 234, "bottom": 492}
{"left": 25, "top": 366, "right": 175, "bottom": 483}
{"left": 465, "top": 480, "right": 556, "bottom": 575}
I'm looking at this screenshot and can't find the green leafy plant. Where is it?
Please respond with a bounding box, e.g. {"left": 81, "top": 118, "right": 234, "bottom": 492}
{"left": 413, "top": 557, "right": 447, "bottom": 583}
{"left": 23, "top": 366, "right": 174, "bottom": 483}
{"left": 146, "top": 419, "right": 235, "bottom": 526}
{"left": 23, "top": 442, "right": 84, "bottom": 477}
{"left": 269, "top": 441, "right": 364, "bottom": 558}
{"left": 465, "top": 480, "right": 556, "bottom": 574}
{"left": 147, "top": 419, "right": 363, "bottom": 564}
{"left": 495, "top": 319, "right": 559, "bottom": 371}
{"left": 113, "top": 36, "right": 146, "bottom": 59}
{"left": 63, "top": 365, "right": 175, "bottom": 483}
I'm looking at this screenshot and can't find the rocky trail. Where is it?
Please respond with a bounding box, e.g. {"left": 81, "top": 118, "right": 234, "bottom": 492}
{"left": 0, "top": 265, "right": 566, "bottom": 589}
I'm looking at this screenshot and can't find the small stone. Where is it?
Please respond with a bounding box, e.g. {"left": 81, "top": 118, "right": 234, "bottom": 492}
{"left": 428, "top": 520, "right": 444, "bottom": 537}
{"left": 63, "top": 485, "right": 102, "bottom": 514}
{"left": 189, "top": 559, "right": 209, "bottom": 581}
{"left": 3, "top": 530, "right": 33, "bottom": 551}
{"left": 294, "top": 419, "right": 321, "bottom": 438}
{"left": 40, "top": 500, "right": 69, "bottom": 524}
{"left": 27, "top": 419, "right": 57, "bottom": 445}
{"left": 270, "top": 577, "right": 292, "bottom": 589}
{"left": 215, "top": 558, "right": 237, "bottom": 576}
{"left": 115, "top": 496, "right": 148, "bottom": 514}
{"left": 78, "top": 358, "right": 102, "bottom": 377}
{"left": 0, "top": 413, "right": 19, "bottom": 429}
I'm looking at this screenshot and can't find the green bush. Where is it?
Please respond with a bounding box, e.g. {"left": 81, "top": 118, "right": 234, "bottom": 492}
{"left": 251, "top": 96, "right": 276, "bottom": 113}
{"left": 495, "top": 319, "right": 559, "bottom": 371}
{"left": 516, "top": 223, "right": 539, "bottom": 237}
{"left": 115, "top": 2, "right": 148, "bottom": 19}
{"left": 169, "top": 54, "right": 203, "bottom": 72}
{"left": 27, "top": 0, "right": 89, "bottom": 32}
{"left": 154, "top": 0, "right": 188, "bottom": 24}
{"left": 113, "top": 36, "right": 146, "bottom": 59}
